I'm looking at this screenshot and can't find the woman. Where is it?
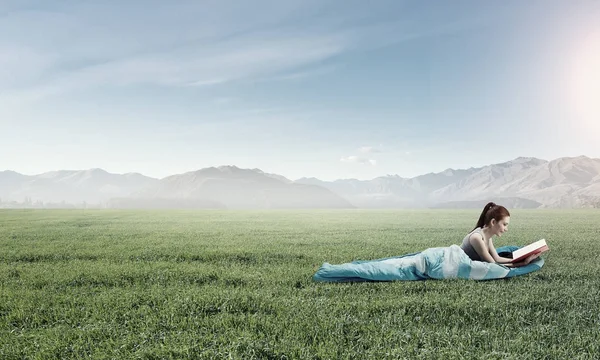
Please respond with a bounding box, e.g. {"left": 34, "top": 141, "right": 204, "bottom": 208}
{"left": 460, "top": 202, "right": 540, "bottom": 267}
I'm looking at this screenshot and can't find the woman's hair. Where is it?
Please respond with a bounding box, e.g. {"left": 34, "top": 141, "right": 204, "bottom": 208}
{"left": 473, "top": 202, "right": 510, "bottom": 231}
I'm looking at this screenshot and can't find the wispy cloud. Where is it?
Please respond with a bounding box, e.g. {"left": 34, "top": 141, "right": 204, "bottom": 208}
{"left": 340, "top": 156, "right": 377, "bottom": 166}
{"left": 1, "top": 31, "right": 348, "bottom": 105}
{"left": 339, "top": 145, "right": 383, "bottom": 166}
{"left": 0, "top": 1, "right": 455, "bottom": 106}
{"left": 0, "top": 45, "right": 59, "bottom": 89}
{"left": 358, "top": 145, "right": 383, "bottom": 154}
{"left": 261, "top": 64, "right": 338, "bottom": 82}
{"left": 187, "top": 79, "right": 229, "bottom": 87}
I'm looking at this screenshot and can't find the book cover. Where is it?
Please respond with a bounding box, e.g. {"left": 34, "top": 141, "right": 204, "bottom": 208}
{"left": 511, "top": 239, "right": 549, "bottom": 263}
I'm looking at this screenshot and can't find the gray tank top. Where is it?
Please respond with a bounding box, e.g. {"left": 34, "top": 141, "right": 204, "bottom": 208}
{"left": 460, "top": 228, "right": 485, "bottom": 261}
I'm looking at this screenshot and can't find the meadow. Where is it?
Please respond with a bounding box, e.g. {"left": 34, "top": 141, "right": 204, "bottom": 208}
{"left": 1, "top": 209, "right": 599, "bottom": 359}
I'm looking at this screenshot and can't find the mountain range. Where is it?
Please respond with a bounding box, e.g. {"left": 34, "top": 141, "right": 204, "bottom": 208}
{"left": 2, "top": 156, "right": 600, "bottom": 209}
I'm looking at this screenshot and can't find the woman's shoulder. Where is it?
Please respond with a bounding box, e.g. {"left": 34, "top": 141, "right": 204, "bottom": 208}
{"left": 465, "top": 227, "right": 483, "bottom": 236}
{"left": 465, "top": 228, "right": 483, "bottom": 242}
{"left": 472, "top": 227, "right": 483, "bottom": 234}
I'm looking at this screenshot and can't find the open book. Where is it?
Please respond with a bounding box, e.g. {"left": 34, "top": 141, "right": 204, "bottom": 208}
{"left": 511, "top": 239, "right": 549, "bottom": 263}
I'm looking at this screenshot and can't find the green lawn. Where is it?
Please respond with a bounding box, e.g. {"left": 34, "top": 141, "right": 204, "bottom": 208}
{"left": 1, "top": 209, "right": 599, "bottom": 359}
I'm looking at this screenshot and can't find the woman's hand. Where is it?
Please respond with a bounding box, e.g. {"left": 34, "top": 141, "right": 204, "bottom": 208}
{"left": 506, "top": 253, "right": 541, "bottom": 267}
{"left": 523, "top": 253, "right": 541, "bottom": 265}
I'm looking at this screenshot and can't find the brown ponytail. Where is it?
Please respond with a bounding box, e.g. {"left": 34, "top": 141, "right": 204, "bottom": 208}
{"left": 472, "top": 202, "right": 510, "bottom": 231}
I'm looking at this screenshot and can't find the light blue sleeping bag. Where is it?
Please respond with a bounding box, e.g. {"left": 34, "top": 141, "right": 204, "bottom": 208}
{"left": 313, "top": 245, "right": 545, "bottom": 282}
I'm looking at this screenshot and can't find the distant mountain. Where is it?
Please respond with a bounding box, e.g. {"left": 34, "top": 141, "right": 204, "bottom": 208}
{"left": 428, "top": 157, "right": 549, "bottom": 202}
{"left": 295, "top": 166, "right": 480, "bottom": 208}
{"left": 2, "top": 155, "right": 600, "bottom": 208}
{"left": 0, "top": 170, "right": 31, "bottom": 195}
{"left": 133, "top": 165, "right": 353, "bottom": 209}
{"left": 0, "top": 169, "right": 158, "bottom": 204}
{"left": 430, "top": 197, "right": 543, "bottom": 209}
{"left": 295, "top": 156, "right": 600, "bottom": 208}
{"left": 251, "top": 168, "right": 294, "bottom": 184}
{"left": 428, "top": 156, "right": 600, "bottom": 208}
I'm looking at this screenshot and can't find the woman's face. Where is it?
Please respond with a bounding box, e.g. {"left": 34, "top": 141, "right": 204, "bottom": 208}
{"left": 492, "top": 216, "right": 510, "bottom": 237}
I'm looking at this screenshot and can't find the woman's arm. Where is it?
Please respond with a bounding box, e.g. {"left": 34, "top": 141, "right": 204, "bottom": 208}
{"left": 504, "top": 253, "right": 541, "bottom": 267}
{"left": 468, "top": 233, "right": 497, "bottom": 263}
{"left": 488, "top": 239, "right": 541, "bottom": 267}
{"left": 471, "top": 235, "right": 538, "bottom": 266}
{"left": 487, "top": 239, "right": 514, "bottom": 264}
{"left": 504, "top": 261, "right": 527, "bottom": 268}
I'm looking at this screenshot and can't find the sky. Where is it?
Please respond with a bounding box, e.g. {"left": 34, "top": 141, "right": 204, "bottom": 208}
{"left": 2, "top": 0, "right": 599, "bottom": 181}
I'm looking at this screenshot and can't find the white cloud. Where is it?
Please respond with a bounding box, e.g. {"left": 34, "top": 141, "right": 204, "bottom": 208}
{"left": 0, "top": 45, "right": 59, "bottom": 89}
{"left": 339, "top": 144, "right": 383, "bottom": 167}
{"left": 187, "top": 79, "right": 229, "bottom": 87}
{"left": 358, "top": 145, "right": 383, "bottom": 154}
{"left": 261, "top": 64, "right": 338, "bottom": 82}
{"left": 0, "top": 1, "right": 446, "bottom": 106}
{"left": 340, "top": 156, "right": 376, "bottom": 166}
{"left": 0, "top": 30, "right": 348, "bottom": 106}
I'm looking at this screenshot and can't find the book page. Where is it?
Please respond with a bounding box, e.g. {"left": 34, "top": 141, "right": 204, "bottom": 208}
{"left": 512, "top": 239, "right": 547, "bottom": 260}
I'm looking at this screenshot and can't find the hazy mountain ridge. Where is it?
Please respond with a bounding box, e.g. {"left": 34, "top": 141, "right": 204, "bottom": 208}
{"left": 295, "top": 165, "right": 482, "bottom": 208}
{"left": 132, "top": 166, "right": 352, "bottom": 209}
{"left": 0, "top": 168, "right": 158, "bottom": 204}
{"left": 2, "top": 156, "right": 600, "bottom": 208}
{"left": 427, "top": 156, "right": 600, "bottom": 208}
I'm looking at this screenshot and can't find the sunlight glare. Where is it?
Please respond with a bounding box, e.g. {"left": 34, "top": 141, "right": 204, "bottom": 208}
{"left": 570, "top": 30, "right": 600, "bottom": 134}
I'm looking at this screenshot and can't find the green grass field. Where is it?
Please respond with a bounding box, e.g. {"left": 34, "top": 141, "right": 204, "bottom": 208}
{"left": 1, "top": 209, "right": 599, "bottom": 359}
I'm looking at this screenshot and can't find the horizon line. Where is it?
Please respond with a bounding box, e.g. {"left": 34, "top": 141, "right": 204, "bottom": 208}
{"left": 3, "top": 154, "right": 598, "bottom": 181}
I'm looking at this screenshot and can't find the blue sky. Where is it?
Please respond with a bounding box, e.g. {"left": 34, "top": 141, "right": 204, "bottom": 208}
{"left": 2, "top": 0, "right": 599, "bottom": 180}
